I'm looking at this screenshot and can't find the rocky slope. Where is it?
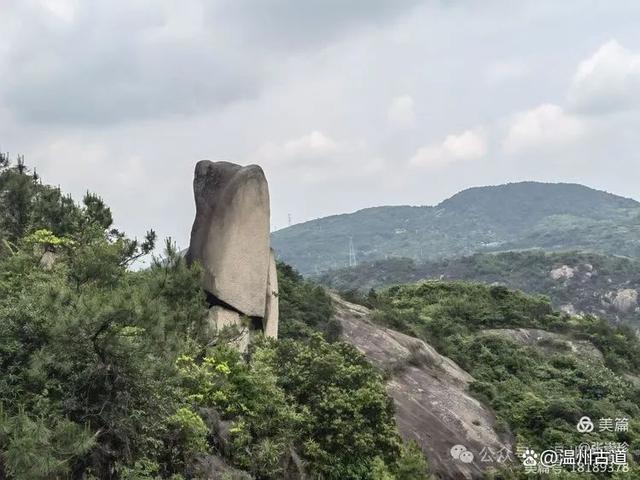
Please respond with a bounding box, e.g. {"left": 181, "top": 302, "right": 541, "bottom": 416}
{"left": 331, "top": 294, "right": 513, "bottom": 479}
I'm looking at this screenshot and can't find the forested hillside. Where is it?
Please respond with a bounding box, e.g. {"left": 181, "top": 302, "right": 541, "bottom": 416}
{"left": 272, "top": 182, "right": 640, "bottom": 274}
{"left": 356, "top": 281, "right": 640, "bottom": 478}
{"left": 0, "top": 155, "right": 428, "bottom": 480}
{"left": 319, "top": 251, "right": 640, "bottom": 327}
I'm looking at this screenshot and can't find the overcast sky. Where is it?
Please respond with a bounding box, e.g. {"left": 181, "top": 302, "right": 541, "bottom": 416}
{"left": 2, "top": 0, "right": 640, "bottom": 248}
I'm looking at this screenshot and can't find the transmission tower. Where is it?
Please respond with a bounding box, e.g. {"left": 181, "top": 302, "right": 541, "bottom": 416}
{"left": 288, "top": 213, "right": 292, "bottom": 226}
{"left": 348, "top": 237, "right": 357, "bottom": 267}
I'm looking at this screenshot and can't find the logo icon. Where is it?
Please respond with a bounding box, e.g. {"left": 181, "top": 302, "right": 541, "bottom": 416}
{"left": 459, "top": 451, "right": 474, "bottom": 463}
{"left": 450, "top": 444, "right": 474, "bottom": 463}
{"left": 577, "top": 416, "right": 594, "bottom": 433}
{"left": 522, "top": 448, "right": 538, "bottom": 467}
{"left": 539, "top": 449, "right": 559, "bottom": 468}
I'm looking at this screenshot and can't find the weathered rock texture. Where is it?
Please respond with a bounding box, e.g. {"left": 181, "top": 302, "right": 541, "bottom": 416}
{"left": 332, "top": 293, "right": 513, "bottom": 480}
{"left": 550, "top": 265, "right": 575, "bottom": 281}
{"left": 188, "top": 160, "right": 270, "bottom": 316}
{"left": 264, "top": 248, "right": 279, "bottom": 338}
{"left": 187, "top": 160, "right": 278, "bottom": 343}
{"left": 205, "top": 307, "right": 251, "bottom": 352}
{"left": 612, "top": 289, "right": 638, "bottom": 313}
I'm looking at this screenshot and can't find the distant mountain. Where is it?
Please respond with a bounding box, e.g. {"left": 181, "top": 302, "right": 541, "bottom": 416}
{"left": 272, "top": 182, "right": 640, "bottom": 274}
{"left": 318, "top": 251, "right": 640, "bottom": 327}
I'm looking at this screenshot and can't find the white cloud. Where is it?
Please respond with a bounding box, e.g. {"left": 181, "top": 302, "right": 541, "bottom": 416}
{"left": 0, "top": 0, "right": 422, "bottom": 125}
{"left": 216, "top": 0, "right": 422, "bottom": 50}
{"left": 253, "top": 131, "right": 383, "bottom": 183}
{"left": 257, "top": 131, "right": 340, "bottom": 165}
{"left": 485, "top": 59, "right": 529, "bottom": 85}
{"left": 410, "top": 128, "right": 487, "bottom": 169}
{"left": 40, "top": 0, "right": 77, "bottom": 22}
{"left": 503, "top": 104, "right": 586, "bottom": 154}
{"left": 568, "top": 39, "right": 640, "bottom": 114}
{"left": 0, "top": 1, "right": 263, "bottom": 125}
{"left": 282, "top": 131, "right": 340, "bottom": 157}
{"left": 387, "top": 95, "right": 416, "bottom": 128}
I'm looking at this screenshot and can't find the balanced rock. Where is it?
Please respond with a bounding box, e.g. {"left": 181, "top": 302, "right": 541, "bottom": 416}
{"left": 187, "top": 160, "right": 279, "bottom": 346}
{"left": 187, "top": 160, "right": 271, "bottom": 318}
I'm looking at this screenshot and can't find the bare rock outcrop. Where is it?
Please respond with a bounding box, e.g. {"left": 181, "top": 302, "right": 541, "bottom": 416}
{"left": 332, "top": 293, "right": 512, "bottom": 480}
{"left": 205, "top": 307, "right": 251, "bottom": 352}
{"left": 187, "top": 160, "right": 278, "bottom": 345}
{"left": 612, "top": 288, "right": 638, "bottom": 313}
{"left": 550, "top": 265, "right": 575, "bottom": 281}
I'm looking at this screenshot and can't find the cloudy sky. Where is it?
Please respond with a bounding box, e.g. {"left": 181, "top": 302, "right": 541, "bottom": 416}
{"left": 2, "top": 0, "right": 640, "bottom": 248}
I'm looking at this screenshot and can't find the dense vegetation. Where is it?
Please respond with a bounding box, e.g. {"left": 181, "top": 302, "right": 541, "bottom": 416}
{"left": 0, "top": 156, "right": 429, "bottom": 480}
{"left": 277, "top": 262, "right": 340, "bottom": 341}
{"left": 318, "top": 251, "right": 640, "bottom": 327}
{"left": 359, "top": 281, "right": 640, "bottom": 478}
{"left": 271, "top": 182, "right": 640, "bottom": 275}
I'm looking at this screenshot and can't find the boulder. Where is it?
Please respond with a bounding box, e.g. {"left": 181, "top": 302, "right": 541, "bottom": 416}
{"left": 264, "top": 248, "right": 279, "bottom": 338}
{"left": 206, "top": 306, "right": 251, "bottom": 352}
{"left": 550, "top": 265, "right": 575, "bottom": 281}
{"left": 187, "top": 160, "right": 270, "bottom": 318}
{"left": 613, "top": 289, "right": 638, "bottom": 313}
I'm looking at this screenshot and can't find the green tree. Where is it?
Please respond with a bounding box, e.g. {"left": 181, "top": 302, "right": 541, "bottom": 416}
{"left": 394, "top": 442, "right": 430, "bottom": 480}
{"left": 269, "top": 335, "right": 401, "bottom": 479}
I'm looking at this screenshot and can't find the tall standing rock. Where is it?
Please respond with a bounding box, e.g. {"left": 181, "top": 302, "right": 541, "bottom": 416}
{"left": 188, "top": 160, "right": 270, "bottom": 317}
{"left": 187, "top": 160, "right": 278, "bottom": 344}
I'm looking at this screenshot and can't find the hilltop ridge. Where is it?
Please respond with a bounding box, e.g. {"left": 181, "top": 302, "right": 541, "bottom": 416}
{"left": 272, "top": 181, "right": 640, "bottom": 274}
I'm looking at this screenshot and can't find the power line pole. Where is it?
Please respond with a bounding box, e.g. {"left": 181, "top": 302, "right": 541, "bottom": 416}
{"left": 288, "top": 213, "right": 292, "bottom": 226}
